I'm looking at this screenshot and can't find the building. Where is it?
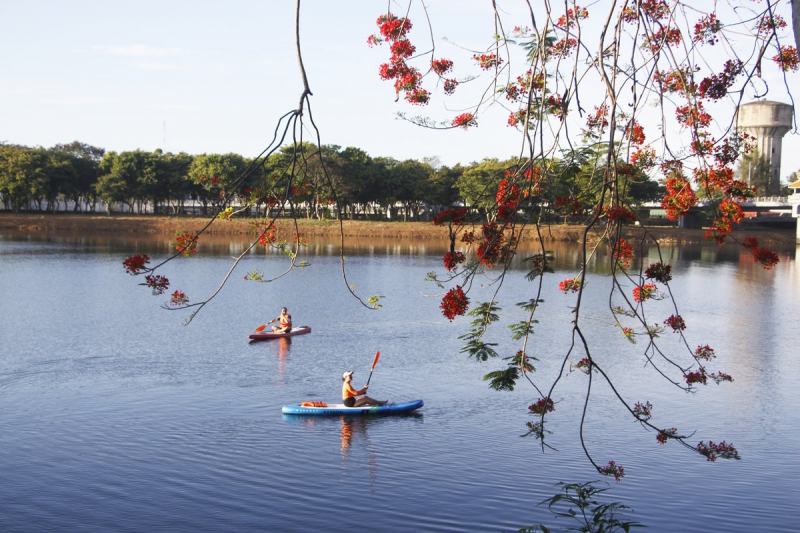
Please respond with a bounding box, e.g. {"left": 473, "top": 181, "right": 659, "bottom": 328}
{"left": 736, "top": 100, "right": 793, "bottom": 196}
{"left": 789, "top": 179, "right": 800, "bottom": 243}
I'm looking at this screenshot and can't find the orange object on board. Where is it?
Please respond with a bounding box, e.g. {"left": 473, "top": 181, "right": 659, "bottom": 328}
{"left": 301, "top": 400, "right": 328, "bottom": 407}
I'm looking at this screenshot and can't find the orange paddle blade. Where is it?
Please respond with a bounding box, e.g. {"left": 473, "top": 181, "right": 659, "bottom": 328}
{"left": 371, "top": 351, "right": 381, "bottom": 370}
{"left": 255, "top": 324, "right": 266, "bottom": 332}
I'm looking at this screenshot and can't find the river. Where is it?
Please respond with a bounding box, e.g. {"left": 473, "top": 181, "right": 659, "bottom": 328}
{"left": 1, "top": 233, "right": 798, "bottom": 532}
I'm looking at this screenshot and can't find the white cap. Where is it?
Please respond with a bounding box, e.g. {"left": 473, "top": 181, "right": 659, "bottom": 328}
{"left": 342, "top": 370, "right": 353, "bottom": 379}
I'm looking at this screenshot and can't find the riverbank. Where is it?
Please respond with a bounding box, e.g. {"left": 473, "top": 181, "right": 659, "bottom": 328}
{"left": 0, "top": 213, "right": 795, "bottom": 247}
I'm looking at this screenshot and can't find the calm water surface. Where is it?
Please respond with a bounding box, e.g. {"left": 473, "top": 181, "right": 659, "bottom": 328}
{"left": 1, "top": 234, "right": 798, "bottom": 532}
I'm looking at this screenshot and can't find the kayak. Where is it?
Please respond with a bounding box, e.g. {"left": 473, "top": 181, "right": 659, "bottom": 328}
{"left": 249, "top": 326, "right": 311, "bottom": 341}
{"left": 282, "top": 399, "right": 424, "bottom": 416}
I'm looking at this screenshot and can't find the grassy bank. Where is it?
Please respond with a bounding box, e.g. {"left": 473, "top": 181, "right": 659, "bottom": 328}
{"left": 0, "top": 212, "right": 794, "bottom": 247}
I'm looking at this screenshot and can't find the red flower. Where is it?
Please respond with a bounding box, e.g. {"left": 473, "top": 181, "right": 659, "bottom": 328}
{"left": 752, "top": 247, "right": 779, "bottom": 269}
{"left": 632, "top": 283, "right": 657, "bottom": 303}
{"left": 390, "top": 39, "right": 415, "bottom": 59}
{"left": 685, "top": 367, "right": 707, "bottom": 385}
{"left": 633, "top": 401, "right": 653, "bottom": 421}
{"left": 431, "top": 58, "right": 453, "bottom": 75}
{"left": 170, "top": 290, "right": 189, "bottom": 306}
{"left": 692, "top": 13, "right": 721, "bottom": 45}
{"left": 613, "top": 238, "right": 634, "bottom": 268}
{"left": 377, "top": 14, "right": 412, "bottom": 40}
{"left": 404, "top": 87, "right": 430, "bottom": 105}
{"left": 599, "top": 460, "right": 625, "bottom": 481}
{"left": 559, "top": 278, "right": 582, "bottom": 293}
{"left": 473, "top": 52, "right": 501, "bottom": 70}
{"left": 528, "top": 397, "right": 555, "bottom": 415}
{"left": 627, "top": 122, "right": 645, "bottom": 145}
{"left": 175, "top": 231, "right": 198, "bottom": 256}
{"left": 657, "top": 427, "right": 677, "bottom": 444}
{"left": 442, "top": 251, "right": 465, "bottom": 272}
{"left": 452, "top": 113, "right": 476, "bottom": 128}
{"left": 694, "top": 345, "right": 716, "bottom": 361}
{"left": 443, "top": 78, "right": 458, "bottom": 95}
{"left": 773, "top": 46, "right": 800, "bottom": 72}
{"left": 123, "top": 254, "right": 150, "bottom": 274}
{"left": 696, "top": 440, "right": 740, "bottom": 461}
{"left": 440, "top": 286, "right": 469, "bottom": 320}
{"left": 433, "top": 207, "right": 467, "bottom": 225}
{"left": 664, "top": 314, "right": 686, "bottom": 332}
{"left": 144, "top": 274, "right": 170, "bottom": 295}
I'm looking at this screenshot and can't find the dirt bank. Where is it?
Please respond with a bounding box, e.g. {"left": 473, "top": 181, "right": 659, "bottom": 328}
{"left": 0, "top": 213, "right": 794, "bottom": 247}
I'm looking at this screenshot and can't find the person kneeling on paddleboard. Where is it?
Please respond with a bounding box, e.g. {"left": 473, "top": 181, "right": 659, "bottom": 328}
{"left": 270, "top": 307, "right": 292, "bottom": 333}
{"left": 342, "top": 371, "right": 386, "bottom": 407}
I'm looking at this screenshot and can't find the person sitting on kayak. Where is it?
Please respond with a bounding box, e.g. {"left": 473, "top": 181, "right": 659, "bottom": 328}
{"left": 342, "top": 371, "right": 386, "bottom": 407}
{"left": 270, "top": 307, "right": 292, "bottom": 333}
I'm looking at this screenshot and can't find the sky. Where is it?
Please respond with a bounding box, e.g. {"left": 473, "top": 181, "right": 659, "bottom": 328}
{"left": 1, "top": 0, "right": 799, "bottom": 180}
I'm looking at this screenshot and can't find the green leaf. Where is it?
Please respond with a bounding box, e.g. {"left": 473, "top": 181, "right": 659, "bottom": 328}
{"left": 483, "top": 367, "right": 520, "bottom": 391}
{"left": 459, "top": 339, "right": 498, "bottom": 361}
{"left": 509, "top": 320, "right": 537, "bottom": 341}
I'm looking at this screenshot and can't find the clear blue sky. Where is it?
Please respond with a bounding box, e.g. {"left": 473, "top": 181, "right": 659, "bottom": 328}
{"left": 2, "top": 0, "right": 799, "bottom": 179}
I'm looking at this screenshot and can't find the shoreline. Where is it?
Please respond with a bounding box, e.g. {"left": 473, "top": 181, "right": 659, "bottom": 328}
{"left": 0, "top": 212, "right": 795, "bottom": 247}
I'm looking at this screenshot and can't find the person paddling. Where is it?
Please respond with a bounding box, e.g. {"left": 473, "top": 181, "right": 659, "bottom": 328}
{"left": 270, "top": 307, "right": 292, "bottom": 333}
{"left": 342, "top": 370, "right": 386, "bottom": 407}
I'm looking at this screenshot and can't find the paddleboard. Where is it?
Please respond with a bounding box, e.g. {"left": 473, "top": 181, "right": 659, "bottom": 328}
{"left": 282, "top": 399, "right": 423, "bottom": 416}
{"left": 249, "top": 326, "right": 311, "bottom": 341}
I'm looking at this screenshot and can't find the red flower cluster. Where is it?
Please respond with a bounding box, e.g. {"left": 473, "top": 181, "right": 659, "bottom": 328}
{"left": 528, "top": 397, "right": 555, "bottom": 415}
{"left": 657, "top": 427, "right": 678, "bottom": 444}
{"left": 696, "top": 440, "right": 740, "bottom": 461}
{"left": 559, "top": 278, "right": 582, "bottom": 293}
{"left": 630, "top": 147, "right": 656, "bottom": 169}
{"left": 554, "top": 195, "right": 584, "bottom": 215}
{"left": 685, "top": 367, "right": 707, "bottom": 385}
{"left": 693, "top": 13, "right": 721, "bottom": 45}
{"left": 258, "top": 228, "right": 276, "bottom": 247}
{"left": 661, "top": 175, "right": 697, "bottom": 220}
{"left": 473, "top": 52, "right": 501, "bottom": 70}
{"left": 452, "top": 112, "right": 477, "bottom": 129}
{"left": 170, "top": 290, "right": 189, "bottom": 306}
{"left": 632, "top": 282, "right": 657, "bottom": 303}
{"left": 698, "top": 60, "right": 743, "bottom": 100}
{"left": 556, "top": 5, "right": 588, "bottom": 28}
{"left": 433, "top": 207, "right": 468, "bottom": 225}
{"left": 144, "top": 274, "right": 170, "bottom": 295}
{"left": 643, "top": 27, "right": 682, "bottom": 54}
{"left": 633, "top": 401, "right": 653, "bottom": 421}
{"left": 705, "top": 198, "right": 744, "bottom": 243}
{"left": 605, "top": 205, "right": 636, "bottom": 224}
{"left": 675, "top": 102, "right": 712, "bottom": 127}
{"left": 575, "top": 357, "right": 591, "bottom": 373}
{"left": 664, "top": 314, "right": 686, "bottom": 332}
{"left": 653, "top": 68, "right": 693, "bottom": 94}
{"left": 443, "top": 78, "right": 458, "bottom": 95}
{"left": 627, "top": 122, "right": 645, "bottom": 145}
{"left": 440, "top": 285, "right": 469, "bottom": 320}
{"left": 694, "top": 344, "right": 716, "bottom": 361}
{"left": 123, "top": 254, "right": 150, "bottom": 274}
{"left": 773, "top": 46, "right": 800, "bottom": 72}
{"left": 495, "top": 179, "right": 520, "bottom": 221}
{"left": 613, "top": 238, "right": 634, "bottom": 268}
{"left": 757, "top": 14, "right": 787, "bottom": 37}
{"left": 585, "top": 104, "right": 609, "bottom": 132}
{"left": 741, "top": 237, "right": 779, "bottom": 269}
{"left": 175, "top": 231, "right": 198, "bottom": 256}
{"left": 551, "top": 38, "right": 578, "bottom": 57}
{"left": 751, "top": 247, "right": 779, "bottom": 269}
{"left": 622, "top": 327, "right": 634, "bottom": 340}
{"left": 431, "top": 58, "right": 453, "bottom": 75}
{"left": 476, "top": 222, "right": 504, "bottom": 266}
{"left": 442, "top": 251, "right": 465, "bottom": 271}
{"left": 370, "top": 14, "right": 454, "bottom": 106}
{"left": 598, "top": 460, "right": 625, "bottom": 481}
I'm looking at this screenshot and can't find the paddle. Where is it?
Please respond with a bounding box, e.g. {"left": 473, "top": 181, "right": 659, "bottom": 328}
{"left": 365, "top": 351, "right": 381, "bottom": 388}
{"left": 254, "top": 318, "right": 278, "bottom": 332}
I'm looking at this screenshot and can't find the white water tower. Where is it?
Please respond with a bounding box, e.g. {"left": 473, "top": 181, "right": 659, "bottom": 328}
{"left": 736, "top": 100, "right": 793, "bottom": 196}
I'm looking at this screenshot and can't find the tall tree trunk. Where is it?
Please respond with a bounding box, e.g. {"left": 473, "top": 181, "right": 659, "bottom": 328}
{"left": 793, "top": 0, "right": 800, "bottom": 51}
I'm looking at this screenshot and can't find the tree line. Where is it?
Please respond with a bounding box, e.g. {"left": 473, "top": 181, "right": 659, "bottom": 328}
{"left": 0, "top": 141, "right": 662, "bottom": 220}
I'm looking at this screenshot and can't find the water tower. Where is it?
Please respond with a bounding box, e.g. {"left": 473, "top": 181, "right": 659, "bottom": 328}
{"left": 735, "top": 100, "right": 793, "bottom": 196}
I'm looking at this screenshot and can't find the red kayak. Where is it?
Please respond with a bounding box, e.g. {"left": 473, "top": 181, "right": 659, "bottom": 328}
{"left": 249, "top": 326, "right": 312, "bottom": 341}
